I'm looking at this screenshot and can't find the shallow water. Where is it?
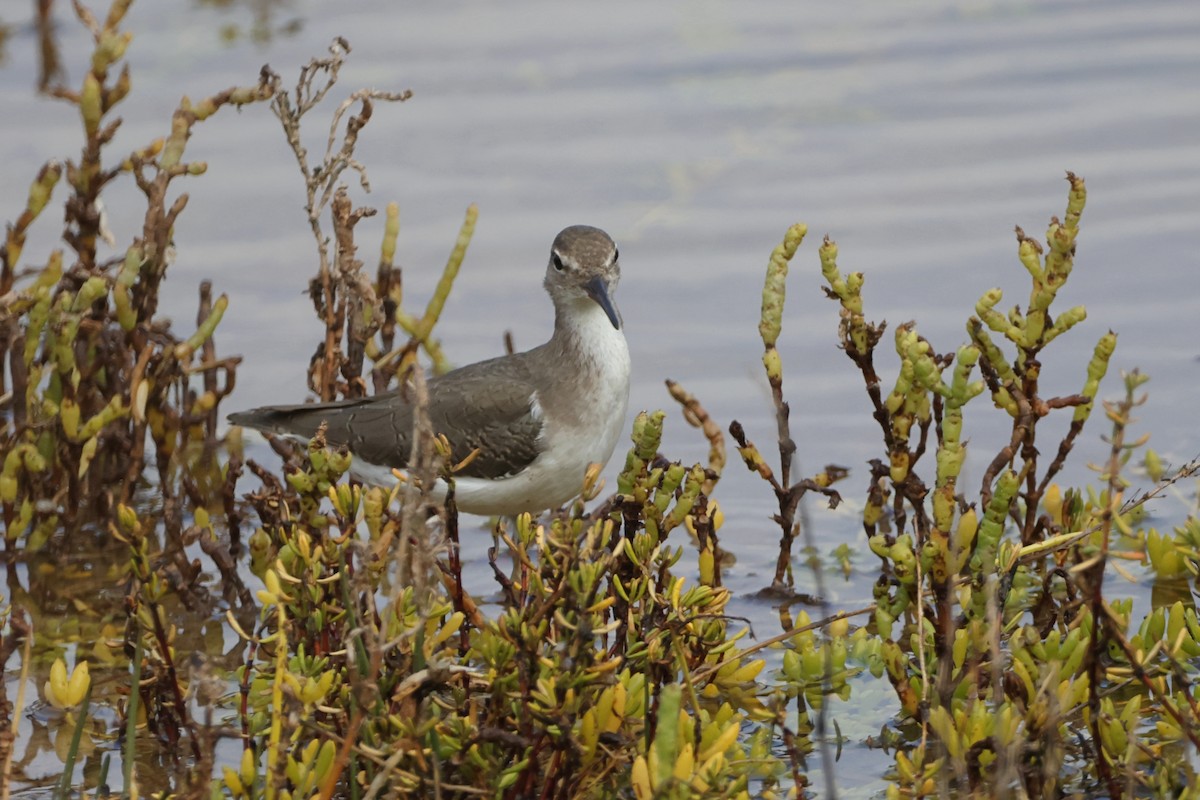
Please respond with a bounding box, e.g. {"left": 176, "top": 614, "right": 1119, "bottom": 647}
{"left": 2, "top": 0, "right": 1199, "bottom": 795}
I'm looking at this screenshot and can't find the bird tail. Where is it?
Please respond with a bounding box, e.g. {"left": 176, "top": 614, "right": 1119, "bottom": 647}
{"left": 228, "top": 401, "right": 358, "bottom": 440}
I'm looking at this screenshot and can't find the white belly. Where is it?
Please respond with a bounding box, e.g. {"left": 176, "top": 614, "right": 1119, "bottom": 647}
{"left": 447, "top": 388, "right": 629, "bottom": 515}
{"left": 349, "top": 403, "right": 627, "bottom": 516}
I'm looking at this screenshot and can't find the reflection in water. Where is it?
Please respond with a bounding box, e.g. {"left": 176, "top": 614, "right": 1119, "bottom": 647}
{"left": 4, "top": 517, "right": 254, "bottom": 793}
{"left": 195, "top": 0, "right": 304, "bottom": 45}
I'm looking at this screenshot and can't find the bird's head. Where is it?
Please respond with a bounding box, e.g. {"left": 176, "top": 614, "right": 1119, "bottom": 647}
{"left": 544, "top": 225, "right": 622, "bottom": 330}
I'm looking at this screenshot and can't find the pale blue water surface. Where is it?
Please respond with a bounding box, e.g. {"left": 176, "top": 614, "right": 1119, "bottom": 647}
{"left": 2, "top": 0, "right": 1199, "bottom": 796}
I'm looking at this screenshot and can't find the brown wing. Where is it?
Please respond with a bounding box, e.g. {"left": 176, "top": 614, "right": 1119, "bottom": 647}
{"left": 227, "top": 353, "right": 544, "bottom": 479}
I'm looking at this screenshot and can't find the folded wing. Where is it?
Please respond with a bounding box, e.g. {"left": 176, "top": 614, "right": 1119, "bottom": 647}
{"left": 228, "top": 354, "right": 544, "bottom": 480}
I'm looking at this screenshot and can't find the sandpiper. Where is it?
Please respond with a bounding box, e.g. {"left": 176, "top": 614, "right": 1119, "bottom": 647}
{"left": 229, "top": 225, "right": 631, "bottom": 516}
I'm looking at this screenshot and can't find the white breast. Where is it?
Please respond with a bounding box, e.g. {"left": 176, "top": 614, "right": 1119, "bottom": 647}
{"left": 446, "top": 303, "right": 630, "bottom": 516}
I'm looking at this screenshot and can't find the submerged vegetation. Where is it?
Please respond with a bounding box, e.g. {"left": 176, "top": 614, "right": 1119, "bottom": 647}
{"left": 2, "top": 2, "right": 1200, "bottom": 798}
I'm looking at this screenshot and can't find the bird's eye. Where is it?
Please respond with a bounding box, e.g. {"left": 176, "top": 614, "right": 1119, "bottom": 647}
{"left": 552, "top": 253, "right": 566, "bottom": 272}
{"left": 612, "top": 247, "right": 619, "bottom": 263}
